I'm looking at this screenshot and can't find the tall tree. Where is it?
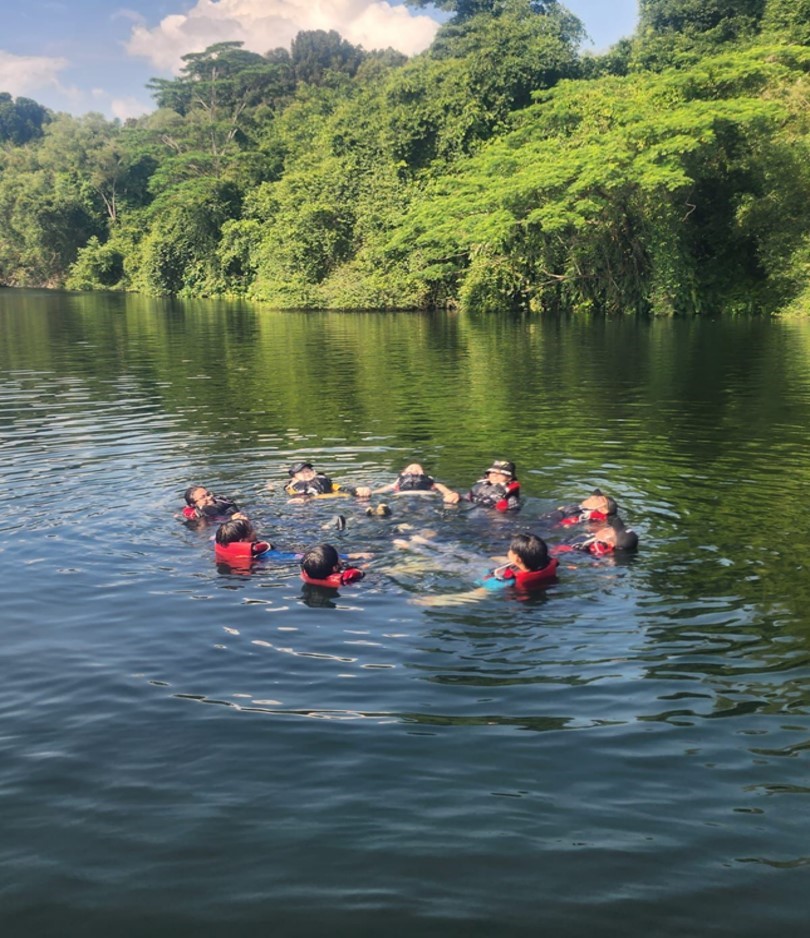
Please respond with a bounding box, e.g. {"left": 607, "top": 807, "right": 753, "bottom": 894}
{"left": 0, "top": 93, "right": 50, "bottom": 145}
{"left": 290, "top": 30, "right": 367, "bottom": 85}
{"left": 761, "top": 0, "right": 810, "bottom": 44}
{"left": 638, "top": 0, "right": 767, "bottom": 40}
{"left": 406, "top": 0, "right": 564, "bottom": 19}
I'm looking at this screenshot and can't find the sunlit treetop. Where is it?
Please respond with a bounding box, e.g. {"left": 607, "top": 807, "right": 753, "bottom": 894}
{"left": 405, "top": 0, "right": 564, "bottom": 20}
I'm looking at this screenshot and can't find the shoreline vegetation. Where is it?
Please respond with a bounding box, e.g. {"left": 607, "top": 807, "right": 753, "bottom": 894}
{"left": 2, "top": 1, "right": 810, "bottom": 316}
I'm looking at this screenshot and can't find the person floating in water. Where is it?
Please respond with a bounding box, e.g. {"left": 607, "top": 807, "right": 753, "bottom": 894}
{"left": 554, "top": 516, "right": 639, "bottom": 557}
{"left": 372, "top": 463, "right": 460, "bottom": 505}
{"left": 284, "top": 462, "right": 372, "bottom": 499}
{"left": 477, "top": 533, "right": 558, "bottom": 592}
{"left": 466, "top": 460, "right": 521, "bottom": 511}
{"left": 543, "top": 488, "right": 618, "bottom": 527}
{"left": 394, "top": 530, "right": 557, "bottom": 606}
{"left": 214, "top": 517, "right": 276, "bottom": 564}
{"left": 299, "top": 543, "right": 366, "bottom": 587}
{"left": 214, "top": 515, "right": 302, "bottom": 569}
{"left": 182, "top": 485, "right": 241, "bottom": 522}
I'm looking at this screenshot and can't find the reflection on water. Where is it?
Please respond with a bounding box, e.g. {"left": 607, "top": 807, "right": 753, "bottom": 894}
{"left": 2, "top": 289, "right": 810, "bottom": 936}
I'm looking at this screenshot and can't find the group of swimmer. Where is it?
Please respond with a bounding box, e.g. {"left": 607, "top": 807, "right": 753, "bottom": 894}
{"left": 181, "top": 459, "right": 639, "bottom": 596}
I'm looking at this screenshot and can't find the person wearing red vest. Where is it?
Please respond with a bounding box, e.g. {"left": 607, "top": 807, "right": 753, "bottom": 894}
{"left": 477, "top": 533, "right": 558, "bottom": 592}
{"left": 543, "top": 488, "right": 618, "bottom": 527}
{"left": 552, "top": 516, "right": 639, "bottom": 557}
{"left": 214, "top": 517, "right": 274, "bottom": 565}
{"left": 181, "top": 484, "right": 240, "bottom": 522}
{"left": 467, "top": 460, "right": 521, "bottom": 511}
{"left": 299, "top": 543, "right": 366, "bottom": 588}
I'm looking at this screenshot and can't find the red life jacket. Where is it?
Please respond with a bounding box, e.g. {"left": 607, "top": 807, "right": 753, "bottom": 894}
{"left": 589, "top": 540, "right": 614, "bottom": 557}
{"left": 499, "top": 557, "right": 559, "bottom": 590}
{"left": 182, "top": 497, "right": 238, "bottom": 521}
{"left": 215, "top": 540, "right": 272, "bottom": 563}
{"left": 551, "top": 541, "right": 615, "bottom": 556}
{"left": 300, "top": 567, "right": 365, "bottom": 588}
{"left": 559, "top": 508, "right": 609, "bottom": 526}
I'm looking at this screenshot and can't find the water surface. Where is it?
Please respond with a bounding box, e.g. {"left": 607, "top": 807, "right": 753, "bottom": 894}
{"left": 2, "top": 290, "right": 810, "bottom": 936}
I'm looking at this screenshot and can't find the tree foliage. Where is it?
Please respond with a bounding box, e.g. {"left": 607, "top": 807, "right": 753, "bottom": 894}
{"left": 0, "top": 93, "right": 50, "bottom": 145}
{"left": 3, "top": 1, "right": 810, "bottom": 314}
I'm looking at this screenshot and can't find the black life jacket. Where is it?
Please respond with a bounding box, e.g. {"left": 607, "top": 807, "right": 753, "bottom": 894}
{"left": 395, "top": 472, "right": 435, "bottom": 492}
{"left": 469, "top": 479, "right": 521, "bottom": 511}
{"left": 182, "top": 496, "right": 238, "bottom": 521}
{"left": 285, "top": 474, "right": 334, "bottom": 496}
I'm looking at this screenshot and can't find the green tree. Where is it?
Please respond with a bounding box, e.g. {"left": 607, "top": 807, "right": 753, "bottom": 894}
{"left": 290, "top": 30, "right": 367, "bottom": 85}
{"left": 638, "top": 0, "right": 767, "bottom": 35}
{"left": 381, "top": 47, "right": 810, "bottom": 315}
{"left": 135, "top": 177, "right": 242, "bottom": 295}
{"left": 0, "top": 93, "right": 50, "bottom": 145}
{"left": 406, "top": 0, "right": 564, "bottom": 20}
{"left": 632, "top": 0, "right": 768, "bottom": 71}
{"left": 761, "top": 0, "right": 810, "bottom": 45}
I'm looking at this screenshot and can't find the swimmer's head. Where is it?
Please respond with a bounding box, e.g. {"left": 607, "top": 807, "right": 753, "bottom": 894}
{"left": 594, "top": 517, "right": 638, "bottom": 551}
{"left": 215, "top": 517, "right": 256, "bottom": 546}
{"left": 508, "top": 533, "right": 549, "bottom": 571}
{"left": 486, "top": 460, "right": 517, "bottom": 483}
{"left": 185, "top": 485, "right": 215, "bottom": 509}
{"left": 289, "top": 461, "right": 316, "bottom": 482}
{"left": 301, "top": 543, "right": 340, "bottom": 580}
{"left": 401, "top": 463, "right": 425, "bottom": 476}
{"left": 581, "top": 489, "right": 618, "bottom": 516}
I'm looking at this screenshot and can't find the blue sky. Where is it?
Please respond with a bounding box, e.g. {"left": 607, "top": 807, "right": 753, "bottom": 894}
{"left": 0, "top": 1, "right": 639, "bottom": 120}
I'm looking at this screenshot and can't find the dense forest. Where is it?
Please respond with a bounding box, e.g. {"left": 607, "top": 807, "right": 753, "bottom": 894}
{"left": 2, "top": 0, "right": 810, "bottom": 315}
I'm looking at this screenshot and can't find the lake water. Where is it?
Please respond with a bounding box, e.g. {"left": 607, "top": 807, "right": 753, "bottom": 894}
{"left": 2, "top": 289, "right": 810, "bottom": 936}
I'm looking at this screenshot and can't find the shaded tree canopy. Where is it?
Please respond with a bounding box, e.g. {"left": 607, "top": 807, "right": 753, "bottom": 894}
{"left": 289, "top": 29, "right": 368, "bottom": 84}
{"left": 0, "top": 93, "right": 50, "bottom": 145}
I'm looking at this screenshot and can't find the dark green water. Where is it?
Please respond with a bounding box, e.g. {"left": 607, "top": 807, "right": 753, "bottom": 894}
{"left": 2, "top": 289, "right": 810, "bottom": 937}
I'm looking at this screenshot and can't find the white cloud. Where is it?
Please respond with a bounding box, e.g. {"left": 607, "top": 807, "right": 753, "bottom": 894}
{"left": 125, "top": 0, "right": 440, "bottom": 72}
{"left": 109, "top": 95, "right": 153, "bottom": 121}
{"left": 88, "top": 86, "right": 150, "bottom": 121}
{"left": 112, "top": 7, "right": 147, "bottom": 25}
{"left": 0, "top": 50, "right": 70, "bottom": 98}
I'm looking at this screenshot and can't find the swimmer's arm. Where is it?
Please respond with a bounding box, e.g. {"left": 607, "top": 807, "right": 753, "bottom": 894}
{"left": 369, "top": 482, "right": 397, "bottom": 495}
{"left": 337, "top": 483, "right": 373, "bottom": 498}
{"left": 432, "top": 482, "right": 460, "bottom": 504}
{"left": 413, "top": 587, "right": 489, "bottom": 607}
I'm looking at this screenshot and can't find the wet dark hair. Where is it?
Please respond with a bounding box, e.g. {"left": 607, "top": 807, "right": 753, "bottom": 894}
{"left": 607, "top": 517, "right": 638, "bottom": 551}
{"left": 185, "top": 485, "right": 204, "bottom": 506}
{"left": 509, "top": 533, "right": 549, "bottom": 571}
{"left": 589, "top": 489, "right": 618, "bottom": 515}
{"left": 617, "top": 529, "right": 639, "bottom": 550}
{"left": 301, "top": 543, "right": 340, "bottom": 580}
{"left": 215, "top": 518, "right": 254, "bottom": 546}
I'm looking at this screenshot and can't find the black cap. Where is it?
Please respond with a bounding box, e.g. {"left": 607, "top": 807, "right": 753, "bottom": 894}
{"left": 289, "top": 461, "right": 313, "bottom": 476}
{"left": 486, "top": 460, "right": 516, "bottom": 479}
